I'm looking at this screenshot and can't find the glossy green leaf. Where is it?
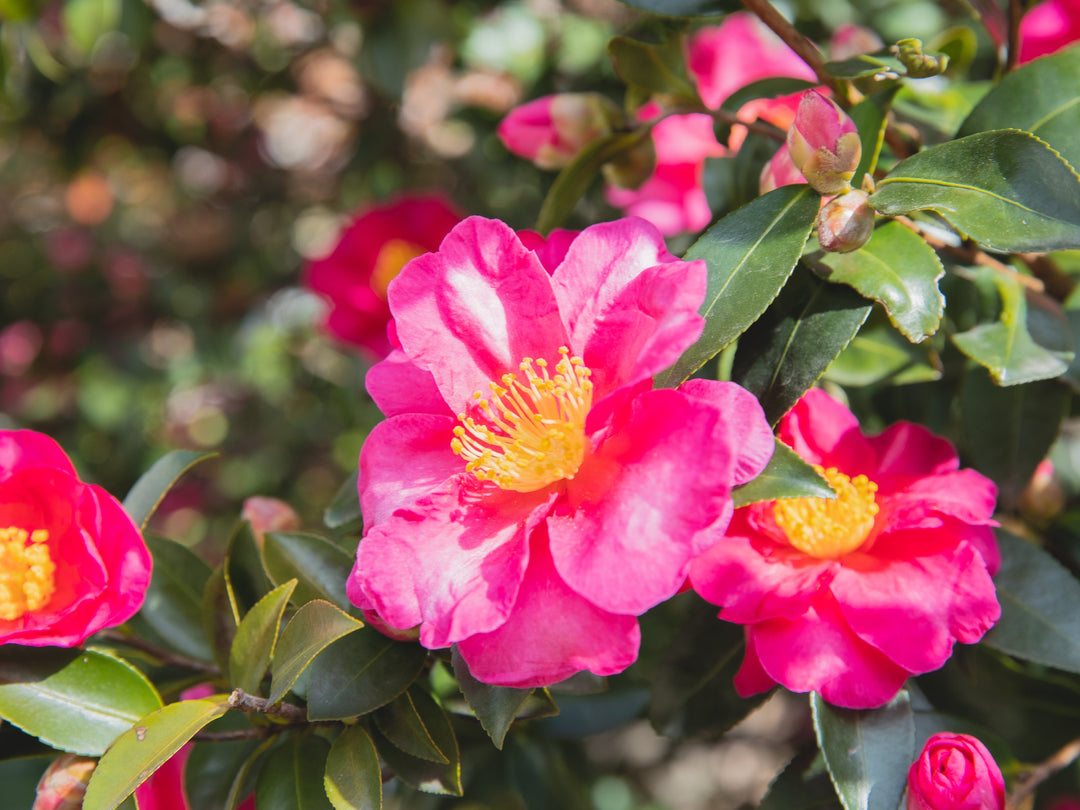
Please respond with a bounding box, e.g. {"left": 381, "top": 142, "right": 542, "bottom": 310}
{"left": 759, "top": 752, "right": 838, "bottom": 810}
{"left": 374, "top": 690, "right": 450, "bottom": 763}
{"left": 824, "top": 54, "right": 904, "bottom": 79}
{"left": 263, "top": 532, "right": 354, "bottom": 610}
{"left": 256, "top": 734, "right": 334, "bottom": 810}
{"left": 656, "top": 185, "right": 820, "bottom": 388}
{"left": 224, "top": 735, "right": 277, "bottom": 810}
{"left": 808, "top": 221, "right": 945, "bottom": 343}
{"left": 324, "top": 470, "right": 362, "bottom": 533}
{"left": 203, "top": 565, "right": 238, "bottom": 678}
{"left": 870, "top": 129, "right": 1080, "bottom": 253}
{"left": 374, "top": 692, "right": 462, "bottom": 797}
{"left": 0, "top": 756, "right": 53, "bottom": 809}
{"left": 451, "top": 646, "right": 534, "bottom": 749}
{"left": 225, "top": 521, "right": 273, "bottom": 619}
{"left": 959, "top": 45, "right": 1080, "bottom": 172}
{"left": 0, "top": 648, "right": 162, "bottom": 756}
{"left": 731, "top": 266, "right": 873, "bottom": 425}
{"left": 325, "top": 725, "right": 382, "bottom": 810}
{"left": 984, "top": 530, "right": 1080, "bottom": 673}
{"left": 612, "top": 0, "right": 736, "bottom": 16}
{"left": 83, "top": 697, "right": 229, "bottom": 810}
{"left": 185, "top": 735, "right": 263, "bottom": 810}
{"left": 960, "top": 368, "right": 1069, "bottom": 509}
{"left": 268, "top": 599, "right": 364, "bottom": 704}
{"left": 811, "top": 690, "right": 915, "bottom": 810}
{"left": 824, "top": 318, "right": 942, "bottom": 387}
{"left": 307, "top": 628, "right": 428, "bottom": 721}
{"left": 731, "top": 439, "right": 835, "bottom": 508}
{"left": 122, "top": 450, "right": 216, "bottom": 531}
{"left": 607, "top": 35, "right": 697, "bottom": 100}
{"left": 952, "top": 270, "right": 1073, "bottom": 385}
{"left": 229, "top": 580, "right": 297, "bottom": 696}
{"left": 849, "top": 89, "right": 898, "bottom": 182}
{"left": 133, "top": 533, "right": 214, "bottom": 662}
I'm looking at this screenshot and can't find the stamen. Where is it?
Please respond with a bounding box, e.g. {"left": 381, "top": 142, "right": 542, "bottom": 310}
{"left": 0, "top": 527, "right": 57, "bottom": 621}
{"left": 773, "top": 466, "right": 879, "bottom": 559}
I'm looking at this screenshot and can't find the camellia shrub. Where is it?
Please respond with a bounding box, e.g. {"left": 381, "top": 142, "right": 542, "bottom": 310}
{"left": 5, "top": 0, "right": 1080, "bottom": 809}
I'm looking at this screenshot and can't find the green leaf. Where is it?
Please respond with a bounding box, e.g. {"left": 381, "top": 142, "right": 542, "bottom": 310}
{"left": 325, "top": 725, "right": 382, "bottom": 810}
{"left": 122, "top": 450, "right": 216, "bottom": 532}
{"left": 824, "top": 54, "right": 905, "bottom": 79}
{"left": 811, "top": 690, "right": 915, "bottom": 810}
{"left": 952, "top": 270, "right": 1073, "bottom": 385}
{"left": 731, "top": 439, "right": 835, "bottom": 508}
{"left": 307, "top": 628, "right": 428, "bottom": 721}
{"left": 656, "top": 185, "right": 821, "bottom": 388}
{"left": 759, "top": 751, "right": 838, "bottom": 810}
{"left": 824, "top": 317, "right": 942, "bottom": 388}
{"left": 185, "top": 735, "right": 263, "bottom": 810}
{"left": 612, "top": 0, "right": 737, "bottom": 16}
{"left": 0, "top": 756, "right": 53, "bottom": 809}
{"left": 226, "top": 521, "right": 273, "bottom": 618}
{"left": 607, "top": 35, "right": 697, "bottom": 100}
{"left": 808, "top": 221, "right": 945, "bottom": 343}
{"left": 959, "top": 45, "right": 1080, "bottom": 172}
{"left": 719, "top": 77, "right": 818, "bottom": 114}
{"left": 0, "top": 648, "right": 162, "bottom": 756}
{"left": 62, "top": 0, "right": 121, "bottom": 56}
{"left": 869, "top": 129, "right": 1080, "bottom": 253}
{"left": 256, "top": 734, "right": 334, "bottom": 810}
{"left": 324, "top": 470, "right": 362, "bottom": 533}
{"left": 536, "top": 129, "right": 652, "bottom": 234}
{"left": 203, "top": 565, "right": 238, "bottom": 678}
{"left": 230, "top": 580, "right": 298, "bottom": 696}
{"left": 374, "top": 691, "right": 462, "bottom": 797}
{"left": 83, "top": 697, "right": 229, "bottom": 810}
{"left": 731, "top": 266, "right": 873, "bottom": 425}
{"left": 132, "top": 533, "right": 214, "bottom": 662}
{"left": 268, "top": 600, "right": 364, "bottom": 704}
{"left": 849, "top": 89, "right": 898, "bottom": 182}
{"left": 960, "top": 368, "right": 1070, "bottom": 508}
{"left": 263, "top": 532, "right": 354, "bottom": 611}
{"left": 374, "top": 690, "right": 450, "bottom": 763}
{"left": 451, "top": 647, "right": 534, "bottom": 749}
{"left": 984, "top": 530, "right": 1080, "bottom": 673}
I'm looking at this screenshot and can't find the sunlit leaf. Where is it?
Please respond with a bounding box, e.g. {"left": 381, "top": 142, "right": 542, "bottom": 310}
{"left": 732, "top": 439, "right": 835, "bottom": 507}
{"left": 132, "top": 533, "right": 214, "bottom": 662}
{"left": 325, "top": 725, "right": 382, "bottom": 810}
{"left": 229, "top": 579, "right": 297, "bottom": 696}
{"left": 374, "top": 690, "right": 461, "bottom": 796}
{"left": 256, "top": 734, "right": 334, "bottom": 810}
{"left": 451, "top": 647, "right": 535, "bottom": 750}
{"left": 268, "top": 600, "right": 364, "bottom": 704}
{"left": 122, "top": 450, "right": 216, "bottom": 531}
{"left": 263, "top": 532, "right": 354, "bottom": 610}
{"left": 374, "top": 690, "right": 450, "bottom": 763}
{"left": 607, "top": 35, "right": 697, "bottom": 100}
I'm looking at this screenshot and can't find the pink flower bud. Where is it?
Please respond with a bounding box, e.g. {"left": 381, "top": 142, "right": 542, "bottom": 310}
{"left": 33, "top": 755, "right": 97, "bottom": 810}
{"left": 497, "top": 93, "right": 621, "bottom": 170}
{"left": 241, "top": 495, "right": 301, "bottom": 547}
{"left": 759, "top": 144, "right": 806, "bottom": 194}
{"left": 906, "top": 733, "right": 1005, "bottom": 810}
{"left": 1019, "top": 459, "right": 1066, "bottom": 523}
{"left": 786, "top": 90, "right": 861, "bottom": 195}
{"left": 818, "top": 190, "right": 875, "bottom": 252}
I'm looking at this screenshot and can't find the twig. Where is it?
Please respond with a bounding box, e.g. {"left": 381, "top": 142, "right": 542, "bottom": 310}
{"left": 193, "top": 727, "right": 274, "bottom": 742}
{"left": 96, "top": 629, "right": 221, "bottom": 676}
{"left": 1006, "top": 737, "right": 1080, "bottom": 809}
{"left": 1006, "top": 0, "right": 1024, "bottom": 72}
{"left": 228, "top": 688, "right": 308, "bottom": 722}
{"left": 738, "top": 0, "right": 839, "bottom": 94}
{"left": 711, "top": 108, "right": 788, "bottom": 142}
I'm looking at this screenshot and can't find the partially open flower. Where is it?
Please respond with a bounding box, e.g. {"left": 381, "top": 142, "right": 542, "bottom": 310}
{"left": 786, "top": 91, "right": 861, "bottom": 195}
{"left": 906, "top": 733, "right": 1005, "bottom": 810}
{"left": 818, "top": 190, "right": 876, "bottom": 252}
{"left": 497, "top": 93, "right": 621, "bottom": 170}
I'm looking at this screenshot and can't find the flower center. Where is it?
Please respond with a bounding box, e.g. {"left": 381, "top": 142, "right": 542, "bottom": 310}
{"left": 0, "top": 527, "right": 57, "bottom": 621}
{"left": 773, "top": 466, "right": 879, "bottom": 558}
{"left": 370, "top": 239, "right": 426, "bottom": 297}
{"left": 451, "top": 347, "right": 593, "bottom": 493}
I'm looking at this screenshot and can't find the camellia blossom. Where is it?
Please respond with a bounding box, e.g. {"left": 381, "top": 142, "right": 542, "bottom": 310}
{"left": 347, "top": 215, "right": 774, "bottom": 687}
{"left": 303, "top": 193, "right": 463, "bottom": 359}
{"left": 497, "top": 93, "right": 621, "bottom": 170}
{"left": 0, "top": 430, "right": 152, "bottom": 647}
{"left": 906, "top": 733, "right": 1005, "bottom": 810}
{"left": 1017, "top": 0, "right": 1080, "bottom": 63}
{"left": 689, "top": 389, "right": 1001, "bottom": 708}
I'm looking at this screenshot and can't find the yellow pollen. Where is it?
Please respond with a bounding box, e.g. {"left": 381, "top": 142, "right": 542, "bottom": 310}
{"left": 451, "top": 347, "right": 593, "bottom": 492}
{"left": 370, "top": 239, "right": 427, "bottom": 297}
{"left": 773, "top": 466, "right": 879, "bottom": 559}
{"left": 0, "top": 527, "right": 56, "bottom": 622}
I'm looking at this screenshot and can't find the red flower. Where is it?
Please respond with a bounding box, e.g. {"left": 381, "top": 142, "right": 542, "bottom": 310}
{"left": 906, "top": 733, "right": 1005, "bottom": 810}
{"left": 689, "top": 389, "right": 1001, "bottom": 708}
{"left": 303, "top": 194, "right": 463, "bottom": 359}
{"left": 0, "top": 430, "right": 151, "bottom": 646}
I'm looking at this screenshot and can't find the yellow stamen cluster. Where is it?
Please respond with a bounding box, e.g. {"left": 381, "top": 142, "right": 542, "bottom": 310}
{"left": 451, "top": 347, "right": 593, "bottom": 492}
{"left": 0, "top": 527, "right": 56, "bottom": 621}
{"left": 773, "top": 466, "right": 879, "bottom": 559}
{"left": 370, "top": 239, "right": 426, "bottom": 297}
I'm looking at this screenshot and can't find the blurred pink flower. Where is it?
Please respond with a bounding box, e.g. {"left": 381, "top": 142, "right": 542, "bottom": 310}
{"left": 906, "top": 733, "right": 1005, "bottom": 810}
{"left": 497, "top": 93, "right": 620, "bottom": 170}
{"left": 1017, "top": 0, "right": 1080, "bottom": 63}
{"left": 690, "top": 389, "right": 1001, "bottom": 708}
{"left": 348, "top": 215, "right": 774, "bottom": 687}
{"left": 33, "top": 754, "right": 96, "bottom": 810}
{"left": 303, "top": 194, "right": 463, "bottom": 359}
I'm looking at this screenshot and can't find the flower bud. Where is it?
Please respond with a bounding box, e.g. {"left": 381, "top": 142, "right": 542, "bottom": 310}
{"left": 241, "top": 495, "right": 301, "bottom": 547}
{"left": 33, "top": 754, "right": 97, "bottom": 810}
{"left": 906, "top": 733, "right": 1005, "bottom": 810}
{"left": 498, "top": 93, "right": 621, "bottom": 170}
{"left": 759, "top": 144, "right": 805, "bottom": 195}
{"left": 1019, "top": 459, "right": 1066, "bottom": 524}
{"left": 818, "top": 190, "right": 875, "bottom": 252}
{"left": 786, "top": 90, "right": 861, "bottom": 195}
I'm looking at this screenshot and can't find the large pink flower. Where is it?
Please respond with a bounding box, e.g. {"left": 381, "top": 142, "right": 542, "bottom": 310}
{"left": 1017, "top": 0, "right": 1080, "bottom": 63}
{"left": 689, "top": 389, "right": 1001, "bottom": 709}
{"left": 303, "top": 194, "right": 463, "bottom": 359}
{"left": 347, "top": 215, "right": 774, "bottom": 687}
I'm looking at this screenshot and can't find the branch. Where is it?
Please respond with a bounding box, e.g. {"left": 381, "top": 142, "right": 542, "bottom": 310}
{"left": 227, "top": 688, "right": 308, "bottom": 722}
{"left": 96, "top": 629, "right": 221, "bottom": 676}
{"left": 738, "top": 0, "right": 839, "bottom": 94}
{"left": 1006, "top": 0, "right": 1024, "bottom": 73}
{"left": 1006, "top": 737, "right": 1080, "bottom": 809}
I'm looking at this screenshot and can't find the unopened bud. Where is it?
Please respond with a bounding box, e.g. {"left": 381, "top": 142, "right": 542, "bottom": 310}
{"left": 787, "top": 91, "right": 861, "bottom": 195}
{"left": 33, "top": 754, "right": 97, "bottom": 810}
{"left": 498, "top": 93, "right": 621, "bottom": 170}
{"left": 891, "top": 38, "right": 949, "bottom": 78}
{"left": 818, "top": 190, "right": 875, "bottom": 252}
{"left": 241, "top": 496, "right": 301, "bottom": 547}
{"left": 1019, "top": 459, "right": 1066, "bottom": 524}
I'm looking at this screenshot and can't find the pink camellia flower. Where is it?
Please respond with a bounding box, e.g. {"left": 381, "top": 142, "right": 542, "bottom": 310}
{"left": 1017, "top": 0, "right": 1080, "bottom": 63}
{"left": 33, "top": 754, "right": 97, "bottom": 810}
{"left": 303, "top": 194, "right": 463, "bottom": 359}
{"left": 497, "top": 93, "right": 621, "bottom": 170}
{"left": 906, "top": 733, "right": 1005, "bottom": 810}
{"left": 759, "top": 140, "right": 807, "bottom": 194}
{"left": 689, "top": 389, "right": 1001, "bottom": 709}
{"left": 785, "top": 90, "right": 861, "bottom": 195}
{"left": 0, "top": 430, "right": 152, "bottom": 647}
{"left": 347, "top": 215, "right": 774, "bottom": 687}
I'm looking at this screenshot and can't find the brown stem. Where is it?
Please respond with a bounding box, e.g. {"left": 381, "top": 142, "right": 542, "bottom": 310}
{"left": 1006, "top": 737, "right": 1080, "bottom": 809}
{"left": 228, "top": 688, "right": 308, "bottom": 722}
{"left": 738, "top": 0, "right": 839, "bottom": 94}
{"left": 711, "top": 108, "right": 787, "bottom": 142}
{"left": 1006, "top": 0, "right": 1024, "bottom": 72}
{"left": 96, "top": 629, "right": 221, "bottom": 676}
{"left": 193, "top": 727, "right": 274, "bottom": 742}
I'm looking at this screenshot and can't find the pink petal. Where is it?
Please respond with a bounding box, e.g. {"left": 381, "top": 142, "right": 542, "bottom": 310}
{"left": 0, "top": 430, "right": 77, "bottom": 480}
{"left": 733, "top": 631, "right": 779, "bottom": 698}
{"left": 389, "top": 217, "right": 570, "bottom": 412}
{"left": 365, "top": 349, "right": 452, "bottom": 419}
{"left": 778, "top": 389, "right": 874, "bottom": 473}
{"left": 867, "top": 421, "right": 960, "bottom": 481}
{"left": 456, "top": 528, "right": 640, "bottom": 687}
{"left": 876, "top": 469, "right": 998, "bottom": 532}
{"left": 518, "top": 228, "right": 580, "bottom": 275}
{"left": 678, "top": 380, "right": 775, "bottom": 486}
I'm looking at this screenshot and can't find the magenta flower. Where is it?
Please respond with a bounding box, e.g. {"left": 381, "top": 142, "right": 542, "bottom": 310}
{"left": 906, "top": 733, "right": 1005, "bottom": 810}
{"left": 497, "top": 93, "right": 620, "bottom": 170}
{"left": 689, "top": 389, "right": 1001, "bottom": 708}
{"left": 1017, "top": 0, "right": 1080, "bottom": 63}
{"left": 347, "top": 216, "right": 774, "bottom": 687}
